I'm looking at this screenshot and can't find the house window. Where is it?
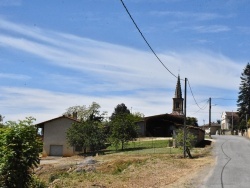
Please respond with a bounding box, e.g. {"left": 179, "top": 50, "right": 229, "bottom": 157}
{"left": 75, "top": 145, "right": 83, "bottom": 152}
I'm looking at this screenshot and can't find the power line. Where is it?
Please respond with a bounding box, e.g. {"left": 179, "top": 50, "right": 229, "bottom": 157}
{"left": 187, "top": 79, "right": 207, "bottom": 110}
{"left": 212, "top": 98, "right": 237, "bottom": 101}
{"left": 188, "top": 99, "right": 209, "bottom": 109}
{"left": 120, "top": 0, "right": 177, "bottom": 78}
{"left": 120, "top": 0, "right": 210, "bottom": 115}
{"left": 189, "top": 100, "right": 209, "bottom": 115}
{"left": 189, "top": 111, "right": 221, "bottom": 114}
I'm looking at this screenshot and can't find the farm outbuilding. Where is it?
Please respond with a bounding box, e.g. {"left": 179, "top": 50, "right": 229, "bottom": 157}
{"left": 36, "top": 115, "right": 79, "bottom": 157}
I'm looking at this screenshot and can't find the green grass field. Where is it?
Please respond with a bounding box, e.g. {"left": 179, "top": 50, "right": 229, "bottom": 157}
{"left": 105, "top": 138, "right": 182, "bottom": 155}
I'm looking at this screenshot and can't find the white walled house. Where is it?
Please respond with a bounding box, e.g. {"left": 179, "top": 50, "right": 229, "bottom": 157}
{"left": 221, "top": 111, "right": 239, "bottom": 130}
{"left": 36, "top": 116, "right": 79, "bottom": 157}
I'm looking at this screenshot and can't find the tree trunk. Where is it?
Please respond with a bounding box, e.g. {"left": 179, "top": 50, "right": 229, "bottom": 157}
{"left": 121, "top": 142, "right": 124, "bottom": 150}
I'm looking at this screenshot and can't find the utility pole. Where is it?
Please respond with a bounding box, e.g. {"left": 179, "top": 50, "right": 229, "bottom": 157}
{"left": 246, "top": 114, "right": 248, "bottom": 137}
{"left": 232, "top": 110, "right": 234, "bottom": 135}
{"left": 209, "top": 97, "right": 211, "bottom": 138}
{"left": 183, "top": 78, "right": 187, "bottom": 158}
{"left": 209, "top": 98, "right": 211, "bottom": 127}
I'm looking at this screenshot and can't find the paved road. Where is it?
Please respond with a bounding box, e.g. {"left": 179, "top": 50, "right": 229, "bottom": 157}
{"left": 202, "top": 135, "right": 250, "bottom": 188}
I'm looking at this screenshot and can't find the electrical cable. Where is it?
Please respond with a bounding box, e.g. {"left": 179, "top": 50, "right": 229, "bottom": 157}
{"left": 120, "top": 0, "right": 177, "bottom": 78}
{"left": 120, "top": 0, "right": 212, "bottom": 115}
{"left": 212, "top": 98, "right": 237, "bottom": 101}
{"left": 189, "top": 100, "right": 209, "bottom": 115}
{"left": 187, "top": 79, "right": 206, "bottom": 110}
{"left": 189, "top": 99, "right": 209, "bottom": 107}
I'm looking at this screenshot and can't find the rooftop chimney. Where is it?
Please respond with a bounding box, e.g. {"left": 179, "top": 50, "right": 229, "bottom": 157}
{"left": 73, "top": 112, "right": 77, "bottom": 119}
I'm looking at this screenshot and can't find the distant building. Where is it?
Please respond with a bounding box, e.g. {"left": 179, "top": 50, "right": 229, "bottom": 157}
{"left": 137, "top": 75, "right": 184, "bottom": 137}
{"left": 137, "top": 75, "right": 204, "bottom": 144}
{"left": 199, "top": 122, "right": 221, "bottom": 135}
{"left": 221, "top": 111, "right": 239, "bottom": 130}
{"left": 137, "top": 113, "right": 183, "bottom": 137}
{"left": 36, "top": 116, "right": 80, "bottom": 157}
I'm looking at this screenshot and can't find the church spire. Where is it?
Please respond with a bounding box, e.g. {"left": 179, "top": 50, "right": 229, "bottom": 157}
{"left": 175, "top": 75, "right": 182, "bottom": 98}
{"left": 171, "top": 75, "right": 184, "bottom": 115}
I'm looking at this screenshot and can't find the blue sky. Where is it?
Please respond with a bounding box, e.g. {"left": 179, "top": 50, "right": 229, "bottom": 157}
{"left": 0, "top": 0, "right": 249, "bottom": 125}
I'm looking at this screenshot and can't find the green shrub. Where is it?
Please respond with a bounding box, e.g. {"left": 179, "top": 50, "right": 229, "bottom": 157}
{"left": 175, "top": 128, "right": 196, "bottom": 149}
{"left": 0, "top": 117, "right": 42, "bottom": 188}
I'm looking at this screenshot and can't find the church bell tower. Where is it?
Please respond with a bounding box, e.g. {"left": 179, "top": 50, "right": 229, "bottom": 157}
{"left": 172, "top": 75, "right": 184, "bottom": 115}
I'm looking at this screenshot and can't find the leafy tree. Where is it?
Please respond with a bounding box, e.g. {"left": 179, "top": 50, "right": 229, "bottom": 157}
{"left": 67, "top": 120, "right": 106, "bottom": 153}
{"left": 0, "top": 117, "right": 42, "bottom": 188}
{"left": 66, "top": 102, "right": 108, "bottom": 154}
{"left": 227, "top": 114, "right": 240, "bottom": 131}
{"left": 64, "top": 102, "right": 107, "bottom": 121}
{"left": 132, "top": 112, "right": 144, "bottom": 120}
{"left": 186, "top": 117, "right": 198, "bottom": 126}
{"left": 64, "top": 105, "right": 87, "bottom": 120}
{"left": 239, "top": 120, "right": 247, "bottom": 131}
{"left": 217, "top": 119, "right": 221, "bottom": 124}
{"left": 237, "top": 63, "right": 250, "bottom": 122}
{"left": 175, "top": 128, "right": 196, "bottom": 150}
{"left": 109, "top": 113, "right": 138, "bottom": 150}
{"left": 110, "top": 103, "right": 130, "bottom": 120}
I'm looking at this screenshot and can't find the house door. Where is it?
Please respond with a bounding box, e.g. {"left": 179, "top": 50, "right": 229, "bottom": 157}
{"left": 50, "top": 145, "right": 63, "bottom": 156}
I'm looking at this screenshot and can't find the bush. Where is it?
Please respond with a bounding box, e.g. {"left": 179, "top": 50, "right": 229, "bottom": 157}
{"left": 0, "top": 117, "right": 42, "bottom": 188}
{"left": 175, "top": 128, "right": 196, "bottom": 149}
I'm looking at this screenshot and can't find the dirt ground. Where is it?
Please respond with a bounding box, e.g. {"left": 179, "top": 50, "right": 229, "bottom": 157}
{"left": 35, "top": 148, "right": 214, "bottom": 188}
{"left": 36, "top": 144, "right": 214, "bottom": 188}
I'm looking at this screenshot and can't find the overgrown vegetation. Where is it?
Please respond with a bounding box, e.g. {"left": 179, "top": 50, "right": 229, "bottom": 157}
{"left": 175, "top": 128, "right": 196, "bottom": 149}
{"left": 37, "top": 142, "right": 212, "bottom": 188}
{"left": 0, "top": 117, "right": 45, "bottom": 188}
{"left": 35, "top": 136, "right": 212, "bottom": 187}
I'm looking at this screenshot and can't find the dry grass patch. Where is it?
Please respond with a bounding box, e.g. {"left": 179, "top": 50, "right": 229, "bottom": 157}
{"left": 37, "top": 143, "right": 214, "bottom": 188}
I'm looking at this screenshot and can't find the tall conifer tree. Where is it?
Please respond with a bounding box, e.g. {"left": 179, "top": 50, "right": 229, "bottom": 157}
{"left": 237, "top": 63, "right": 250, "bottom": 122}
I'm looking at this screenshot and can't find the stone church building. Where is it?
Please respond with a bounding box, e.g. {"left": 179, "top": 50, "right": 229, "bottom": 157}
{"left": 137, "top": 75, "right": 185, "bottom": 137}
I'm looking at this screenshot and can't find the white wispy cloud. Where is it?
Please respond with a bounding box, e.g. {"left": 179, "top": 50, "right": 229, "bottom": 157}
{"left": 0, "top": 18, "right": 243, "bottom": 124}
{"left": 0, "top": 0, "right": 21, "bottom": 6}
{"left": 193, "top": 25, "right": 231, "bottom": 33}
{"left": 0, "top": 85, "right": 237, "bottom": 125}
{"left": 0, "top": 86, "right": 173, "bottom": 123}
{"left": 0, "top": 73, "right": 30, "bottom": 80}
{"left": 149, "top": 11, "right": 232, "bottom": 34}
{"left": 150, "top": 11, "right": 234, "bottom": 21}
{"left": 192, "top": 39, "right": 212, "bottom": 45}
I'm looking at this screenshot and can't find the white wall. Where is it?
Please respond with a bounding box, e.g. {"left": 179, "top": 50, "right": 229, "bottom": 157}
{"left": 43, "top": 117, "right": 75, "bottom": 157}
